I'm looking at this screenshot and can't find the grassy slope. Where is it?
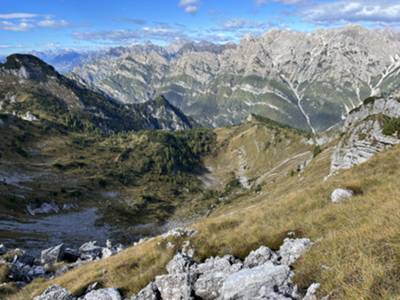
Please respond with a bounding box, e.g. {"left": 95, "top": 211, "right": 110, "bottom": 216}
{"left": 7, "top": 123, "right": 400, "bottom": 299}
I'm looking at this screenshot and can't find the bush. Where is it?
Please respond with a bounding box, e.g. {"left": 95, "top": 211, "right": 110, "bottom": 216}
{"left": 382, "top": 117, "right": 400, "bottom": 138}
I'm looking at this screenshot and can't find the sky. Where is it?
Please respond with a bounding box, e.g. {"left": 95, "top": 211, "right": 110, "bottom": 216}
{"left": 0, "top": 0, "right": 400, "bottom": 54}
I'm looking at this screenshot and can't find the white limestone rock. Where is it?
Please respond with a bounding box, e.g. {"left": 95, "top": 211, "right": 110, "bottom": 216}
{"left": 33, "top": 285, "right": 74, "bottom": 300}
{"left": 279, "top": 238, "right": 313, "bottom": 266}
{"left": 331, "top": 188, "right": 354, "bottom": 203}
{"left": 219, "top": 262, "right": 295, "bottom": 300}
{"left": 244, "top": 246, "right": 277, "bottom": 268}
{"left": 81, "top": 288, "right": 122, "bottom": 300}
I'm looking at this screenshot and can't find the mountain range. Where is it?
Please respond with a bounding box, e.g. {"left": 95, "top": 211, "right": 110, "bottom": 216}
{"left": 69, "top": 25, "right": 400, "bottom": 132}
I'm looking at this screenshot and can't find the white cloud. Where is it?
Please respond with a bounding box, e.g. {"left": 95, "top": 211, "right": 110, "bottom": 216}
{"left": 73, "top": 25, "right": 188, "bottom": 43}
{"left": 256, "top": 0, "right": 303, "bottom": 6}
{"left": 0, "top": 14, "right": 69, "bottom": 31}
{"left": 0, "top": 20, "right": 32, "bottom": 31}
{"left": 304, "top": 1, "right": 400, "bottom": 25}
{"left": 0, "top": 13, "right": 37, "bottom": 19}
{"left": 179, "top": 0, "right": 200, "bottom": 14}
{"left": 37, "top": 18, "right": 69, "bottom": 28}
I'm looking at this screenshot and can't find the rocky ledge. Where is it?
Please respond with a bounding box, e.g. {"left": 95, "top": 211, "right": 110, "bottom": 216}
{"left": 331, "top": 96, "right": 400, "bottom": 174}
{"left": 33, "top": 237, "right": 319, "bottom": 300}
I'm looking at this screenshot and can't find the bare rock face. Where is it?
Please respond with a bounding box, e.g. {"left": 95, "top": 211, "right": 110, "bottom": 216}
{"left": 331, "top": 188, "right": 354, "bottom": 203}
{"left": 73, "top": 26, "right": 400, "bottom": 131}
{"left": 330, "top": 96, "right": 400, "bottom": 174}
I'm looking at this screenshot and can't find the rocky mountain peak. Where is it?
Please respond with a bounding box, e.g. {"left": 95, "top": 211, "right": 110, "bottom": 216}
{"left": 1, "top": 54, "right": 60, "bottom": 81}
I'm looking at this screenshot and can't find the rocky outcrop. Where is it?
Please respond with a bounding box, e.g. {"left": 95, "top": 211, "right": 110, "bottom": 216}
{"left": 331, "top": 96, "right": 400, "bottom": 174}
{"left": 129, "top": 237, "right": 315, "bottom": 300}
{"left": 32, "top": 238, "right": 317, "bottom": 300}
{"left": 0, "top": 240, "right": 124, "bottom": 286}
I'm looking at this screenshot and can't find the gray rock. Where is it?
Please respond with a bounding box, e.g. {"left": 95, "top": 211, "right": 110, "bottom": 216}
{"left": 243, "top": 246, "right": 277, "bottom": 268}
{"left": 219, "top": 262, "right": 294, "bottom": 300}
{"left": 303, "top": 283, "right": 320, "bottom": 300}
{"left": 82, "top": 288, "right": 122, "bottom": 300}
{"left": 0, "top": 244, "right": 6, "bottom": 255}
{"left": 27, "top": 266, "right": 46, "bottom": 278}
{"left": 101, "top": 248, "right": 113, "bottom": 259}
{"left": 33, "top": 285, "right": 74, "bottom": 300}
{"left": 130, "top": 282, "right": 160, "bottom": 300}
{"left": 166, "top": 253, "right": 194, "bottom": 274}
{"left": 194, "top": 255, "right": 242, "bottom": 300}
{"left": 161, "top": 227, "right": 197, "bottom": 239}
{"left": 154, "top": 252, "right": 196, "bottom": 300}
{"left": 79, "top": 241, "right": 102, "bottom": 261}
{"left": 41, "top": 244, "right": 65, "bottom": 265}
{"left": 330, "top": 97, "right": 400, "bottom": 174}
{"left": 279, "top": 238, "right": 312, "bottom": 266}
{"left": 331, "top": 188, "right": 354, "bottom": 203}
{"left": 155, "top": 273, "right": 193, "bottom": 300}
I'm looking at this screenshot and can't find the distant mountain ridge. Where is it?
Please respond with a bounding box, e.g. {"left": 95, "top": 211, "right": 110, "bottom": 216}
{"left": 0, "top": 54, "right": 194, "bottom": 133}
{"left": 72, "top": 26, "right": 400, "bottom": 132}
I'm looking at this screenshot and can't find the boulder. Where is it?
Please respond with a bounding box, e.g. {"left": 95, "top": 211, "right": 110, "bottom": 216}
{"left": 303, "top": 283, "right": 320, "bottom": 300}
{"left": 27, "top": 266, "right": 46, "bottom": 278}
{"left": 194, "top": 255, "right": 242, "bottom": 300}
{"left": 155, "top": 273, "right": 193, "bottom": 300}
{"left": 101, "top": 248, "right": 113, "bottom": 259}
{"left": 79, "top": 241, "right": 102, "bottom": 261}
{"left": 41, "top": 244, "right": 65, "bottom": 265}
{"left": 154, "top": 252, "right": 196, "bottom": 300}
{"left": 244, "top": 246, "right": 277, "bottom": 268}
{"left": 166, "top": 253, "right": 194, "bottom": 274}
{"left": 331, "top": 188, "right": 354, "bottom": 203}
{"left": 130, "top": 282, "right": 160, "bottom": 300}
{"left": 33, "top": 285, "right": 74, "bottom": 300}
{"left": 278, "top": 238, "right": 312, "bottom": 266}
{"left": 219, "top": 262, "right": 294, "bottom": 300}
{"left": 81, "top": 288, "right": 122, "bottom": 300}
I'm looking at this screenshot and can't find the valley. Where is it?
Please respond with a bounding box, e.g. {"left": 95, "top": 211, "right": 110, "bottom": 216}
{"left": 1, "top": 24, "right": 400, "bottom": 300}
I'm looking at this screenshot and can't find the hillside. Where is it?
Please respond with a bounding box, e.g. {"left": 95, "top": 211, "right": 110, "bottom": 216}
{"left": 5, "top": 118, "right": 400, "bottom": 299}
{"left": 0, "top": 54, "right": 194, "bottom": 133}
{"left": 72, "top": 26, "right": 400, "bottom": 131}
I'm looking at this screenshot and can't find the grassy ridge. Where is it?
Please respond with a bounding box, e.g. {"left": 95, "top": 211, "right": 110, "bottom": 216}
{"left": 7, "top": 134, "right": 400, "bottom": 299}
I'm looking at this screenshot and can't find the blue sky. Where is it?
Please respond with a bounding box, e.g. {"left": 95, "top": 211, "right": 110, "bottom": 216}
{"left": 1, "top": 0, "right": 400, "bottom": 54}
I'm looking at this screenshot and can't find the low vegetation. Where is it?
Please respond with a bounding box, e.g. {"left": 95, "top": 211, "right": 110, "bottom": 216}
{"left": 8, "top": 134, "right": 400, "bottom": 299}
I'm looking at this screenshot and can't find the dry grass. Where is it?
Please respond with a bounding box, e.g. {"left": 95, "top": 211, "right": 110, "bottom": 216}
{"left": 8, "top": 142, "right": 400, "bottom": 300}
{"left": 8, "top": 238, "right": 179, "bottom": 300}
